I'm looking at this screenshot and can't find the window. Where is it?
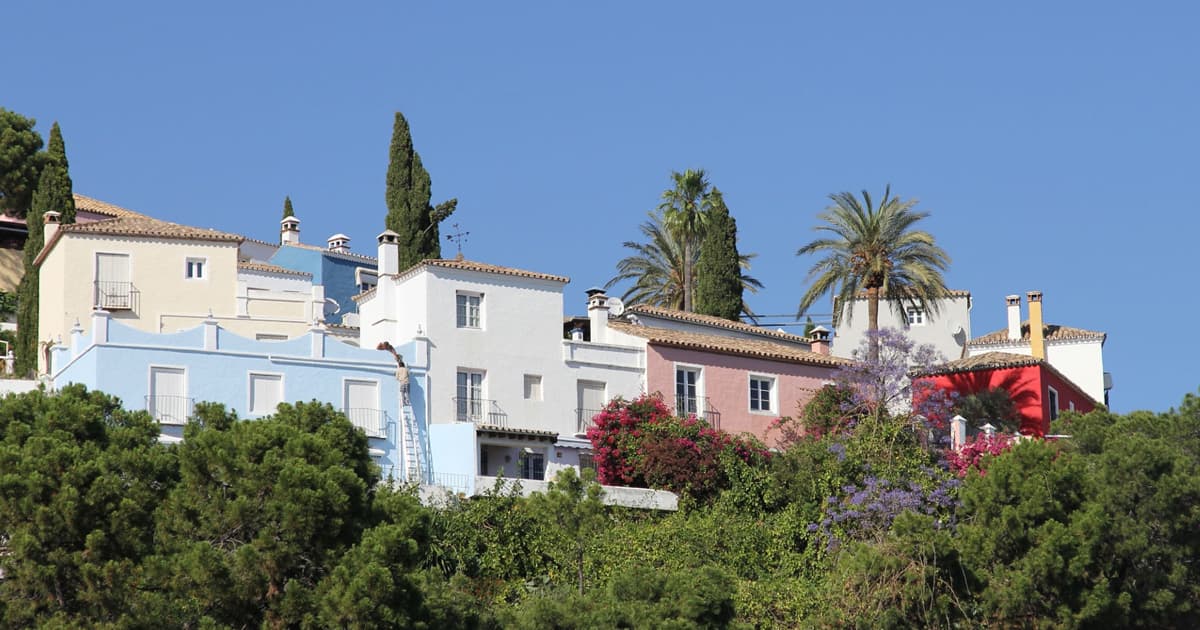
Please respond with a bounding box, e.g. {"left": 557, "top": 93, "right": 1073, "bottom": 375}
{"left": 749, "top": 376, "right": 774, "bottom": 412}
{"left": 148, "top": 366, "right": 190, "bottom": 425}
{"left": 95, "top": 252, "right": 132, "bottom": 310}
{"left": 906, "top": 307, "right": 925, "bottom": 326}
{"left": 456, "top": 370, "right": 484, "bottom": 421}
{"left": 456, "top": 293, "right": 481, "bottom": 328}
{"left": 248, "top": 373, "right": 283, "bottom": 415}
{"left": 343, "top": 379, "right": 383, "bottom": 437}
{"left": 1069, "top": 401, "right": 1076, "bottom": 412}
{"left": 520, "top": 452, "right": 546, "bottom": 480}
{"left": 579, "top": 453, "right": 596, "bottom": 473}
{"left": 675, "top": 367, "right": 701, "bottom": 416}
{"left": 1047, "top": 386, "right": 1060, "bottom": 421}
{"left": 185, "top": 257, "right": 206, "bottom": 279}
{"left": 524, "top": 374, "right": 542, "bottom": 400}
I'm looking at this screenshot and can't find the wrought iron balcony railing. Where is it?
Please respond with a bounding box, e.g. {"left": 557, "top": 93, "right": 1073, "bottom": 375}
{"left": 674, "top": 396, "right": 721, "bottom": 430}
{"left": 575, "top": 408, "right": 604, "bottom": 434}
{"left": 145, "top": 395, "right": 194, "bottom": 425}
{"left": 453, "top": 397, "right": 508, "bottom": 427}
{"left": 343, "top": 407, "right": 388, "bottom": 438}
{"left": 94, "top": 281, "right": 137, "bottom": 310}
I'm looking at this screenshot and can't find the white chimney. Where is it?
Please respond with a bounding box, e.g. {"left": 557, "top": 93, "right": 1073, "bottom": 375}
{"left": 43, "top": 210, "right": 62, "bottom": 244}
{"left": 586, "top": 287, "right": 609, "bottom": 344}
{"left": 327, "top": 233, "right": 351, "bottom": 254}
{"left": 1006, "top": 294, "right": 1021, "bottom": 340}
{"left": 377, "top": 230, "right": 400, "bottom": 275}
{"left": 281, "top": 216, "right": 301, "bottom": 245}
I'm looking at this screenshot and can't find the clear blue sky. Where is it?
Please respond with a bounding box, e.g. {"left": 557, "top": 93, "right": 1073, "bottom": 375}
{"left": 8, "top": 2, "right": 1197, "bottom": 413}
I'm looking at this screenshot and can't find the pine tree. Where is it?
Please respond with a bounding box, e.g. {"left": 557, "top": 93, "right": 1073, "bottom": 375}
{"left": 282, "top": 195, "right": 294, "bottom": 219}
{"left": 384, "top": 112, "right": 457, "bottom": 268}
{"left": 0, "top": 108, "right": 45, "bottom": 217}
{"left": 694, "top": 189, "right": 744, "bottom": 321}
{"left": 15, "top": 122, "right": 74, "bottom": 376}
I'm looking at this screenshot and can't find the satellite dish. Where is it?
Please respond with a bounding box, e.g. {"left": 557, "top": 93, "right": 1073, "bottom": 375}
{"left": 607, "top": 296, "right": 625, "bottom": 317}
{"left": 323, "top": 298, "right": 341, "bottom": 317}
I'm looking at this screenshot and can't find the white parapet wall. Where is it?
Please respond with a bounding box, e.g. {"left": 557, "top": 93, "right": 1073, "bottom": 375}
{"left": 413, "top": 475, "right": 679, "bottom": 511}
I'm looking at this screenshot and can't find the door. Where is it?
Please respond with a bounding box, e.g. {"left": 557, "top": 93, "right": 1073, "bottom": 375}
{"left": 149, "top": 367, "right": 187, "bottom": 425}
{"left": 95, "top": 253, "right": 131, "bottom": 309}
{"left": 344, "top": 380, "right": 382, "bottom": 437}
{"left": 456, "top": 371, "right": 483, "bottom": 421}
{"left": 675, "top": 367, "right": 699, "bottom": 416}
{"left": 576, "top": 380, "right": 606, "bottom": 432}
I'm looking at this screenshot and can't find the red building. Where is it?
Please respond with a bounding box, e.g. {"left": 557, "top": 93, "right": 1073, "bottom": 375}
{"left": 912, "top": 351, "right": 1097, "bottom": 436}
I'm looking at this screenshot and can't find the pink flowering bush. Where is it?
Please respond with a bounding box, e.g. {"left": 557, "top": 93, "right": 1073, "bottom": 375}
{"left": 585, "top": 394, "right": 771, "bottom": 501}
{"left": 945, "top": 433, "right": 1015, "bottom": 476}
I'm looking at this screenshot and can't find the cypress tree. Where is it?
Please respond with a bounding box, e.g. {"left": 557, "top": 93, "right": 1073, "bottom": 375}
{"left": 694, "top": 189, "right": 743, "bottom": 321}
{"left": 15, "top": 122, "right": 74, "bottom": 376}
{"left": 282, "top": 195, "right": 294, "bottom": 219}
{"left": 384, "top": 112, "right": 456, "bottom": 268}
{"left": 0, "top": 108, "right": 45, "bottom": 217}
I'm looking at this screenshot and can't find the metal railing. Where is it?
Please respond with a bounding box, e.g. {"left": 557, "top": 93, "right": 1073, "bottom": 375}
{"left": 344, "top": 407, "right": 388, "bottom": 438}
{"left": 576, "top": 408, "right": 604, "bottom": 434}
{"left": 674, "top": 396, "right": 721, "bottom": 430}
{"left": 453, "top": 397, "right": 508, "bottom": 427}
{"left": 94, "top": 281, "right": 137, "bottom": 310}
{"left": 145, "top": 395, "right": 194, "bottom": 425}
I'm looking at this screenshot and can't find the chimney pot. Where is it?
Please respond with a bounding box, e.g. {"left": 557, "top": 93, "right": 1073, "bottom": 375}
{"left": 1006, "top": 294, "right": 1021, "bottom": 340}
{"left": 43, "top": 210, "right": 62, "bottom": 245}
{"left": 281, "top": 216, "right": 301, "bottom": 245}
{"left": 587, "top": 289, "right": 609, "bottom": 343}
{"left": 1027, "top": 290, "right": 1046, "bottom": 359}
{"left": 809, "top": 325, "right": 832, "bottom": 355}
{"left": 327, "top": 233, "right": 351, "bottom": 254}
{"left": 377, "top": 230, "right": 400, "bottom": 275}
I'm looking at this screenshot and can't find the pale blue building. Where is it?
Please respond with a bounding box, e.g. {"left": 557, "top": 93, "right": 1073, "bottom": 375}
{"left": 50, "top": 310, "right": 427, "bottom": 481}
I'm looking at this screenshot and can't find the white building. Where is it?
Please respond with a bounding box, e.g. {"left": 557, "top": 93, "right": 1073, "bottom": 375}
{"left": 355, "top": 232, "right": 646, "bottom": 493}
{"left": 966, "top": 291, "right": 1109, "bottom": 405}
{"left": 832, "top": 291, "right": 973, "bottom": 362}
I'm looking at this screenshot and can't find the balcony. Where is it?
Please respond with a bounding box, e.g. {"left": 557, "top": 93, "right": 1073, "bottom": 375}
{"left": 343, "top": 407, "right": 388, "bottom": 438}
{"left": 145, "top": 395, "right": 194, "bottom": 425}
{"left": 94, "top": 281, "right": 138, "bottom": 311}
{"left": 453, "top": 397, "right": 508, "bottom": 427}
{"left": 576, "top": 408, "right": 604, "bottom": 435}
{"left": 674, "top": 396, "right": 721, "bottom": 430}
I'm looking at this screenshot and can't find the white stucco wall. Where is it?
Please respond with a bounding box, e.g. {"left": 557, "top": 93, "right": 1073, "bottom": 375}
{"left": 832, "top": 294, "right": 972, "bottom": 362}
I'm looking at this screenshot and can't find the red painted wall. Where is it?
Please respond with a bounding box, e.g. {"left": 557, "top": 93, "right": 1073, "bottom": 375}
{"left": 915, "top": 364, "right": 1095, "bottom": 436}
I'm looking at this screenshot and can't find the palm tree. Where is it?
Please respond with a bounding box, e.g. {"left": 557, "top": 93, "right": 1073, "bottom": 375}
{"left": 659, "top": 169, "right": 714, "bottom": 312}
{"left": 796, "top": 186, "right": 951, "bottom": 361}
{"left": 606, "top": 211, "right": 763, "bottom": 321}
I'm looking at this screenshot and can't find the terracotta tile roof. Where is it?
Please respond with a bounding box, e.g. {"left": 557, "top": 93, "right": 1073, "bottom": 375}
{"left": 237, "top": 261, "right": 312, "bottom": 277}
{"left": 72, "top": 193, "right": 148, "bottom": 219}
{"left": 968, "top": 321, "right": 1106, "bottom": 347}
{"left": 843, "top": 289, "right": 971, "bottom": 299}
{"left": 280, "top": 241, "right": 377, "bottom": 264}
{"left": 59, "top": 215, "right": 243, "bottom": 242}
{"left": 401, "top": 258, "right": 570, "bottom": 284}
{"left": 351, "top": 286, "right": 377, "bottom": 303}
{"left": 609, "top": 321, "right": 850, "bottom": 368}
{"left": 623, "top": 304, "right": 812, "bottom": 344}
{"left": 911, "top": 351, "right": 1100, "bottom": 407}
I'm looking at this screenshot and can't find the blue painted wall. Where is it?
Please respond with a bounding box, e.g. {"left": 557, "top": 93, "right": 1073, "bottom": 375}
{"left": 55, "top": 319, "right": 421, "bottom": 480}
{"left": 269, "top": 245, "right": 324, "bottom": 284}
{"left": 268, "top": 245, "right": 376, "bottom": 320}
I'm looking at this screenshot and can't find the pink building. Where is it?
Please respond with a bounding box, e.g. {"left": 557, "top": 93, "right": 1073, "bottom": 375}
{"left": 608, "top": 322, "right": 849, "bottom": 447}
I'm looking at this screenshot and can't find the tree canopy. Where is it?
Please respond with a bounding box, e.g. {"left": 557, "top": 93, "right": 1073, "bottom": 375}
{"left": 384, "top": 112, "right": 457, "bottom": 268}
{"left": 0, "top": 108, "right": 44, "bottom": 217}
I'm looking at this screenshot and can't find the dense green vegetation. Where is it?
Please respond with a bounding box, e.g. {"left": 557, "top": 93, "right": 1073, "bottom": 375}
{"left": 2, "top": 383, "right": 1198, "bottom": 628}
{"left": 384, "top": 111, "right": 457, "bottom": 268}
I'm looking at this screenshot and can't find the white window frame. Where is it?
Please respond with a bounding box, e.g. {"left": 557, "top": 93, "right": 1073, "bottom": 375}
{"left": 906, "top": 306, "right": 926, "bottom": 326}
{"left": 94, "top": 251, "right": 133, "bottom": 310}
{"left": 342, "top": 377, "right": 384, "bottom": 437}
{"left": 456, "top": 292, "right": 482, "bottom": 329}
{"left": 355, "top": 267, "right": 378, "bottom": 292}
{"left": 247, "top": 371, "right": 285, "bottom": 417}
{"left": 749, "top": 375, "right": 776, "bottom": 413}
{"left": 457, "top": 369, "right": 486, "bottom": 421}
{"left": 185, "top": 257, "right": 207, "bottom": 280}
{"left": 674, "top": 363, "right": 704, "bottom": 417}
{"left": 147, "top": 363, "right": 189, "bottom": 425}
{"left": 523, "top": 374, "right": 543, "bottom": 401}
{"left": 1069, "top": 400, "right": 1076, "bottom": 412}
{"left": 1047, "top": 386, "right": 1060, "bottom": 421}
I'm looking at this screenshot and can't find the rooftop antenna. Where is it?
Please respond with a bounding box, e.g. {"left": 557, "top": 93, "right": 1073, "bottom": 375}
{"left": 445, "top": 222, "right": 469, "bottom": 257}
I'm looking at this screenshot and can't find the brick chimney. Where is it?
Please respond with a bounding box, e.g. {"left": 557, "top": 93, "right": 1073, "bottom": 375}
{"left": 327, "top": 233, "right": 351, "bottom": 254}
{"left": 377, "top": 230, "right": 400, "bottom": 275}
{"left": 281, "top": 215, "right": 301, "bottom": 245}
{"left": 586, "top": 287, "right": 609, "bottom": 343}
{"left": 43, "top": 210, "right": 62, "bottom": 244}
{"left": 1006, "top": 295, "right": 1021, "bottom": 340}
{"left": 1027, "top": 291, "right": 1045, "bottom": 359}
{"left": 809, "top": 325, "right": 832, "bottom": 355}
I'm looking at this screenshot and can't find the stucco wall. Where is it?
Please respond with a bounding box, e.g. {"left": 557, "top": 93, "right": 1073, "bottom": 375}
{"left": 645, "top": 344, "right": 838, "bottom": 446}
{"left": 833, "top": 295, "right": 972, "bottom": 363}
{"left": 966, "top": 339, "right": 1105, "bottom": 403}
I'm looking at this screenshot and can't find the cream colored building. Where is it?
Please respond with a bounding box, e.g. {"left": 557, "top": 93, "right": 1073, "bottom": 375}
{"left": 36, "top": 195, "right": 327, "bottom": 372}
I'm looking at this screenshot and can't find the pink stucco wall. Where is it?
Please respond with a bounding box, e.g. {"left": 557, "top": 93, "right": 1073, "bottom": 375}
{"left": 645, "top": 344, "right": 839, "bottom": 447}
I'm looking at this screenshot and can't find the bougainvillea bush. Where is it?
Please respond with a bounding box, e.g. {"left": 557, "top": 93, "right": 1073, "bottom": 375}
{"left": 585, "top": 395, "right": 771, "bottom": 501}
{"left": 944, "top": 433, "right": 1015, "bottom": 476}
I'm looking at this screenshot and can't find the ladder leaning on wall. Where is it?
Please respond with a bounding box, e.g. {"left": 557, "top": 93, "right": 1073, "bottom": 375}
{"left": 400, "top": 403, "right": 426, "bottom": 484}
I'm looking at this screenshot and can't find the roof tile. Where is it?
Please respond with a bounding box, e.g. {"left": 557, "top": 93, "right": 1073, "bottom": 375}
{"left": 968, "top": 321, "right": 1106, "bottom": 346}
{"left": 624, "top": 305, "right": 812, "bottom": 344}
{"left": 609, "top": 321, "right": 850, "bottom": 368}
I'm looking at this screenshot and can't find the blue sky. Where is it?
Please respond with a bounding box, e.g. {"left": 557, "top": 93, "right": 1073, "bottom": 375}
{"left": 8, "top": 2, "right": 1197, "bottom": 413}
